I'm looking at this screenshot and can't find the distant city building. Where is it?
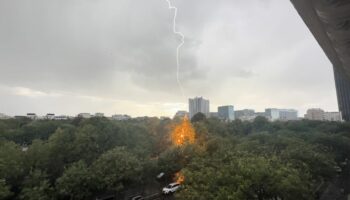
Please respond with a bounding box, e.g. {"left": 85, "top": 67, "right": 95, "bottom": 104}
{"left": 305, "top": 108, "right": 342, "bottom": 122}
{"left": 27, "top": 113, "right": 38, "bottom": 120}
{"left": 45, "top": 113, "right": 55, "bottom": 120}
{"left": 77, "top": 113, "right": 91, "bottom": 119}
{"left": 218, "top": 105, "right": 235, "bottom": 121}
{"left": 174, "top": 111, "right": 189, "bottom": 119}
{"left": 255, "top": 112, "right": 267, "bottom": 118}
{"left": 323, "top": 112, "right": 342, "bottom": 122}
{"left": 14, "top": 116, "right": 27, "bottom": 119}
{"left": 304, "top": 108, "right": 325, "bottom": 121}
{"left": 134, "top": 116, "right": 149, "bottom": 121}
{"left": 279, "top": 109, "right": 298, "bottom": 121}
{"left": 235, "top": 109, "right": 255, "bottom": 121}
{"left": 0, "top": 113, "right": 10, "bottom": 119}
{"left": 265, "top": 109, "right": 280, "bottom": 121}
{"left": 189, "top": 97, "right": 210, "bottom": 119}
{"left": 265, "top": 108, "right": 298, "bottom": 121}
{"left": 111, "top": 114, "right": 131, "bottom": 121}
{"left": 95, "top": 113, "right": 104, "bottom": 117}
{"left": 54, "top": 115, "right": 69, "bottom": 120}
{"left": 209, "top": 112, "right": 219, "bottom": 118}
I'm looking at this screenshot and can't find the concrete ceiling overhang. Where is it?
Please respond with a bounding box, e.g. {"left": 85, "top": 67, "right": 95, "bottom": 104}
{"left": 291, "top": 0, "right": 350, "bottom": 78}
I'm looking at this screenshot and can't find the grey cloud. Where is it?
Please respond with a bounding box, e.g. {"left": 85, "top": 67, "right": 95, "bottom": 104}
{"left": 0, "top": 0, "right": 339, "bottom": 116}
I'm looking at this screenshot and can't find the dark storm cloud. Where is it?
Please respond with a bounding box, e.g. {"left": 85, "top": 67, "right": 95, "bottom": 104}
{"left": 0, "top": 0, "right": 338, "bottom": 116}
{"left": 0, "top": 0, "right": 207, "bottom": 94}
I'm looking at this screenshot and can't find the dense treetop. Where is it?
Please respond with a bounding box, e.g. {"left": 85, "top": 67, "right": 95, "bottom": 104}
{"left": 0, "top": 116, "right": 349, "bottom": 200}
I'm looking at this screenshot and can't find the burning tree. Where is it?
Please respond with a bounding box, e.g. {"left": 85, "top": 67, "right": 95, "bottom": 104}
{"left": 171, "top": 116, "right": 195, "bottom": 146}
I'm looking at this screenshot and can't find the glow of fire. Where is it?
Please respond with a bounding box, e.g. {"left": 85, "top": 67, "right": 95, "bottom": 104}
{"left": 174, "top": 171, "right": 185, "bottom": 184}
{"left": 171, "top": 116, "right": 195, "bottom": 146}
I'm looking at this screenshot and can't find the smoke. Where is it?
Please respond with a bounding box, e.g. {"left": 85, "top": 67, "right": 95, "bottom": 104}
{"left": 165, "top": 0, "right": 186, "bottom": 98}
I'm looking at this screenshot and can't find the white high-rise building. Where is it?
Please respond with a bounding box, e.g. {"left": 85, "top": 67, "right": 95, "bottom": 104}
{"left": 189, "top": 97, "right": 210, "bottom": 119}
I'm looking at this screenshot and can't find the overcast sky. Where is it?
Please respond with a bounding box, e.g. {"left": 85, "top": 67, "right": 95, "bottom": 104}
{"left": 0, "top": 0, "right": 338, "bottom": 117}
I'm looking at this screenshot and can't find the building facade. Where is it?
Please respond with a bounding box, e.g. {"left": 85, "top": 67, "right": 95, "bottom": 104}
{"left": 218, "top": 105, "right": 235, "bottom": 121}
{"left": 54, "top": 115, "right": 70, "bottom": 120}
{"left": 234, "top": 109, "right": 255, "bottom": 121}
{"left": 324, "top": 112, "right": 342, "bottom": 122}
{"left": 95, "top": 113, "right": 105, "bottom": 117}
{"left": 77, "top": 113, "right": 91, "bottom": 119}
{"left": 27, "top": 113, "right": 38, "bottom": 120}
{"left": 305, "top": 108, "right": 342, "bottom": 122}
{"left": 111, "top": 114, "right": 131, "bottom": 121}
{"left": 304, "top": 108, "right": 325, "bottom": 121}
{"left": 279, "top": 109, "right": 298, "bottom": 121}
{"left": 0, "top": 113, "right": 9, "bottom": 119}
{"left": 265, "top": 109, "right": 298, "bottom": 121}
{"left": 189, "top": 97, "right": 210, "bottom": 119}
{"left": 265, "top": 109, "right": 280, "bottom": 121}
{"left": 0, "top": 113, "right": 10, "bottom": 119}
{"left": 45, "top": 113, "right": 55, "bottom": 120}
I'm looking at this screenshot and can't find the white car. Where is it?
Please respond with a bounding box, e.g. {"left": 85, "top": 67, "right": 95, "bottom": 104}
{"left": 162, "top": 182, "right": 181, "bottom": 194}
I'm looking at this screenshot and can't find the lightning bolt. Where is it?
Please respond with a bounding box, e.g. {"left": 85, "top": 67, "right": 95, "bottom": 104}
{"left": 165, "top": 0, "right": 185, "bottom": 98}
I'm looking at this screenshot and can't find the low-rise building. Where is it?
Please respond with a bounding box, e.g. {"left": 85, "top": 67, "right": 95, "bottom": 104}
{"left": 235, "top": 109, "right": 255, "bottom": 121}
{"left": 77, "top": 113, "right": 91, "bottom": 119}
{"left": 45, "top": 113, "right": 55, "bottom": 120}
{"left": 14, "top": 116, "right": 27, "bottom": 119}
{"left": 54, "top": 115, "right": 70, "bottom": 120}
{"left": 324, "top": 112, "right": 342, "bottom": 122}
{"left": 0, "top": 113, "right": 10, "bottom": 119}
{"left": 255, "top": 112, "right": 267, "bottom": 118}
{"left": 27, "top": 113, "right": 38, "bottom": 120}
{"left": 240, "top": 115, "right": 258, "bottom": 121}
{"left": 95, "top": 113, "right": 105, "bottom": 117}
{"left": 111, "top": 114, "right": 131, "bottom": 121}
{"left": 305, "top": 108, "right": 342, "bottom": 121}
{"left": 279, "top": 109, "right": 298, "bottom": 121}
{"left": 265, "top": 108, "right": 298, "bottom": 121}
{"left": 304, "top": 108, "right": 325, "bottom": 121}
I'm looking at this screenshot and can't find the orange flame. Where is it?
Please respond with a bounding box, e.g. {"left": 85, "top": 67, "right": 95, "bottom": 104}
{"left": 174, "top": 172, "right": 185, "bottom": 184}
{"left": 171, "top": 116, "right": 195, "bottom": 146}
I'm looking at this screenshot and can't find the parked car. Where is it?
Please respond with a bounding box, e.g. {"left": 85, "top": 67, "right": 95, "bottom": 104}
{"left": 162, "top": 182, "right": 181, "bottom": 194}
{"left": 157, "top": 172, "right": 165, "bottom": 179}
